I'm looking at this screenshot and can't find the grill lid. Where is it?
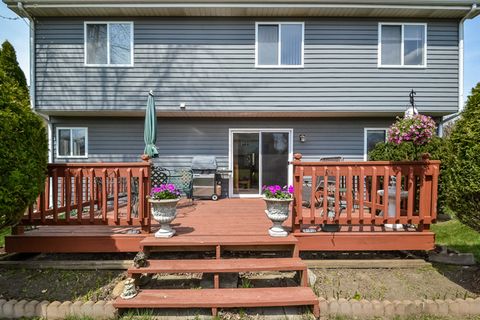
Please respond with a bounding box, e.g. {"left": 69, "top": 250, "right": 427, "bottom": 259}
{"left": 191, "top": 155, "right": 217, "bottom": 170}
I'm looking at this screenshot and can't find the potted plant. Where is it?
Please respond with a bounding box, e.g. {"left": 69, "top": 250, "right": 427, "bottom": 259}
{"left": 262, "top": 185, "right": 294, "bottom": 237}
{"left": 148, "top": 183, "right": 181, "bottom": 238}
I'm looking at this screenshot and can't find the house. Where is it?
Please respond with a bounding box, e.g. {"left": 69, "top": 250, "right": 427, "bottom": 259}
{"left": 5, "top": 0, "right": 479, "bottom": 199}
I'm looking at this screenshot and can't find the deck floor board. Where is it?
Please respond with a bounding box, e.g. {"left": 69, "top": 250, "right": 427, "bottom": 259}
{"left": 6, "top": 198, "right": 435, "bottom": 253}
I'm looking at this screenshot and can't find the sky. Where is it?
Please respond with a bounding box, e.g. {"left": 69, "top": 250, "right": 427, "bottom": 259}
{"left": 0, "top": 2, "right": 479, "bottom": 101}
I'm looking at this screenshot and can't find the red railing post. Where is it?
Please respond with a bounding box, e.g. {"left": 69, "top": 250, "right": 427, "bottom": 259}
{"left": 292, "top": 153, "right": 303, "bottom": 233}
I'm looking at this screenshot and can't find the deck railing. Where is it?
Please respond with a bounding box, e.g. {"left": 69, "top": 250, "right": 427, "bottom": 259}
{"left": 291, "top": 153, "right": 440, "bottom": 233}
{"left": 18, "top": 162, "right": 151, "bottom": 232}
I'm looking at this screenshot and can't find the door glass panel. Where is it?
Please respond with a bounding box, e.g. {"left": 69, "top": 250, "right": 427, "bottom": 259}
{"left": 233, "top": 133, "right": 259, "bottom": 195}
{"left": 261, "top": 132, "right": 289, "bottom": 187}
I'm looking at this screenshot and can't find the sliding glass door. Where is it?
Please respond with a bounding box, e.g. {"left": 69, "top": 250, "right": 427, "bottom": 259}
{"left": 230, "top": 129, "right": 292, "bottom": 197}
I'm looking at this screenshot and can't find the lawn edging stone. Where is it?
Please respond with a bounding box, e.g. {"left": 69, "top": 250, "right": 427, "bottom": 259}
{"left": 0, "top": 299, "right": 117, "bottom": 319}
{"left": 318, "top": 297, "right": 480, "bottom": 318}
{"left": 0, "top": 297, "right": 479, "bottom": 319}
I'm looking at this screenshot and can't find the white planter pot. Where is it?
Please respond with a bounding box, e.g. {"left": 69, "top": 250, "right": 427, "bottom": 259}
{"left": 263, "top": 197, "right": 292, "bottom": 237}
{"left": 149, "top": 198, "right": 180, "bottom": 238}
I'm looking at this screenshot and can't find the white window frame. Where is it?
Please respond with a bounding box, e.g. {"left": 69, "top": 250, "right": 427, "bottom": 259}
{"left": 378, "top": 22, "right": 427, "bottom": 68}
{"left": 364, "top": 128, "right": 388, "bottom": 161}
{"left": 56, "top": 127, "right": 89, "bottom": 159}
{"left": 84, "top": 21, "right": 134, "bottom": 67}
{"left": 255, "top": 22, "right": 305, "bottom": 68}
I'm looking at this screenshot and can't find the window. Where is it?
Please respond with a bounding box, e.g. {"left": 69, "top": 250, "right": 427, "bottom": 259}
{"left": 85, "top": 22, "right": 133, "bottom": 66}
{"left": 379, "top": 23, "right": 426, "bottom": 67}
{"left": 364, "top": 128, "right": 387, "bottom": 160}
{"left": 56, "top": 128, "right": 88, "bottom": 158}
{"left": 256, "top": 22, "right": 304, "bottom": 67}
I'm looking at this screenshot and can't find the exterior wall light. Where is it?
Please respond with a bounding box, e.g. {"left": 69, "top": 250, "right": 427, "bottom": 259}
{"left": 180, "top": 103, "right": 186, "bottom": 110}
{"left": 299, "top": 134, "right": 306, "bottom": 143}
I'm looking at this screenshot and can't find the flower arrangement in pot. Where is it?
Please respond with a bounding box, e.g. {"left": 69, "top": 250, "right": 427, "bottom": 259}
{"left": 148, "top": 184, "right": 181, "bottom": 238}
{"left": 262, "top": 185, "right": 294, "bottom": 237}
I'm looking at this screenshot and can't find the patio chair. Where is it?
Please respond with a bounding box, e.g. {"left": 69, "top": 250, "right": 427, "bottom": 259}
{"left": 167, "top": 168, "right": 194, "bottom": 199}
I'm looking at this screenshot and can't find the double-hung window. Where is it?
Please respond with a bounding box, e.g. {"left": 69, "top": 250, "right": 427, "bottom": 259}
{"left": 56, "top": 127, "right": 88, "bottom": 158}
{"left": 364, "top": 128, "right": 388, "bottom": 160}
{"left": 85, "top": 22, "right": 134, "bottom": 66}
{"left": 256, "top": 22, "right": 304, "bottom": 67}
{"left": 379, "top": 23, "right": 426, "bottom": 67}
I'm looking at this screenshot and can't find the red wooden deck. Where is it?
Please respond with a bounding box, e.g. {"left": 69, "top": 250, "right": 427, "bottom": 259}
{"left": 5, "top": 198, "right": 435, "bottom": 253}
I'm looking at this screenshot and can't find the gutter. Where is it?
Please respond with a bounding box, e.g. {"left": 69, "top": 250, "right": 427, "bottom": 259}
{"left": 17, "top": 2, "right": 35, "bottom": 110}
{"left": 458, "top": 2, "right": 478, "bottom": 113}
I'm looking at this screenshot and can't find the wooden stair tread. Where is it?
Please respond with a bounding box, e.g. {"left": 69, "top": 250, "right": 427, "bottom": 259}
{"left": 114, "top": 287, "right": 318, "bottom": 309}
{"left": 129, "top": 258, "right": 306, "bottom": 274}
{"left": 140, "top": 235, "right": 297, "bottom": 247}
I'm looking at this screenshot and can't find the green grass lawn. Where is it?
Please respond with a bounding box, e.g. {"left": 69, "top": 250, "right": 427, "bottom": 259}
{"left": 431, "top": 219, "right": 480, "bottom": 262}
{"left": 0, "top": 227, "right": 11, "bottom": 248}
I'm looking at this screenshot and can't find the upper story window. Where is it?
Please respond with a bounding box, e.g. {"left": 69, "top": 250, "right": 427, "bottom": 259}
{"left": 85, "top": 22, "right": 133, "bottom": 66}
{"left": 255, "top": 22, "right": 304, "bottom": 68}
{"left": 57, "top": 127, "right": 88, "bottom": 158}
{"left": 364, "top": 128, "right": 387, "bottom": 160}
{"left": 379, "top": 23, "right": 426, "bottom": 68}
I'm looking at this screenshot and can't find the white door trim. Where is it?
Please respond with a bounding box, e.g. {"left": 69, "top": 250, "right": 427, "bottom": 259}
{"left": 228, "top": 128, "right": 294, "bottom": 198}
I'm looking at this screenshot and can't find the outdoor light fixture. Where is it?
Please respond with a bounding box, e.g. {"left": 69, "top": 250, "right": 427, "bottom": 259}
{"left": 299, "top": 134, "right": 306, "bottom": 143}
{"left": 180, "top": 103, "right": 186, "bottom": 110}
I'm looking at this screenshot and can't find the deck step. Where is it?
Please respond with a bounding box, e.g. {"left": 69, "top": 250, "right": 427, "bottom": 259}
{"left": 140, "top": 235, "right": 297, "bottom": 248}
{"left": 128, "top": 258, "right": 306, "bottom": 275}
{"left": 113, "top": 287, "right": 319, "bottom": 317}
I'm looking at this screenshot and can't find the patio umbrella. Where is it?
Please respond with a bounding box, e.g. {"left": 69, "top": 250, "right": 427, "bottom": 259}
{"left": 143, "top": 90, "right": 159, "bottom": 158}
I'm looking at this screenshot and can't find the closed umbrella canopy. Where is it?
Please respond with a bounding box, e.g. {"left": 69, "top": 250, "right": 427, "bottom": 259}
{"left": 144, "top": 91, "right": 159, "bottom": 158}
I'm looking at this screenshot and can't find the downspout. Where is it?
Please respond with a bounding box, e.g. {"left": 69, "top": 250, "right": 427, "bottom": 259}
{"left": 458, "top": 3, "right": 478, "bottom": 113}
{"left": 440, "top": 2, "right": 478, "bottom": 137}
{"left": 17, "top": 2, "right": 35, "bottom": 110}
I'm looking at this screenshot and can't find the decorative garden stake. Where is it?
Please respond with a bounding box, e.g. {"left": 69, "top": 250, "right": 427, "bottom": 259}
{"left": 121, "top": 278, "right": 138, "bottom": 299}
{"left": 262, "top": 185, "right": 294, "bottom": 237}
{"left": 148, "top": 184, "right": 181, "bottom": 238}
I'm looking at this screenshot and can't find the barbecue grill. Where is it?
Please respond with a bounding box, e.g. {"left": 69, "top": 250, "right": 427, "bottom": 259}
{"left": 191, "top": 155, "right": 219, "bottom": 200}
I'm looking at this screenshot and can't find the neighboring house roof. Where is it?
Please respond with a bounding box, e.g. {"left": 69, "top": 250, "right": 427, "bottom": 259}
{"left": 4, "top": 0, "right": 480, "bottom": 18}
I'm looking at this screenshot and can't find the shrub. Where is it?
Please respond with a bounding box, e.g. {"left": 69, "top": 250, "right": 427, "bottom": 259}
{"left": 444, "top": 83, "right": 480, "bottom": 232}
{"left": 0, "top": 44, "right": 48, "bottom": 230}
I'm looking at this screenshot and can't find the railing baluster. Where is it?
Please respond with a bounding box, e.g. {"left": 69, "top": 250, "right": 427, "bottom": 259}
{"left": 127, "top": 168, "right": 132, "bottom": 223}
{"left": 334, "top": 167, "right": 340, "bottom": 222}
{"left": 359, "top": 167, "right": 365, "bottom": 223}
{"left": 52, "top": 168, "right": 58, "bottom": 222}
{"left": 431, "top": 164, "right": 439, "bottom": 222}
{"left": 323, "top": 167, "right": 328, "bottom": 225}
{"left": 77, "top": 169, "right": 83, "bottom": 222}
{"left": 65, "top": 168, "right": 71, "bottom": 222}
{"left": 372, "top": 167, "right": 379, "bottom": 224}
{"left": 383, "top": 166, "right": 389, "bottom": 224}
{"left": 89, "top": 169, "right": 95, "bottom": 223}
{"left": 395, "top": 170, "right": 402, "bottom": 225}
{"left": 114, "top": 168, "right": 119, "bottom": 224}
{"left": 407, "top": 166, "right": 414, "bottom": 224}
{"left": 309, "top": 167, "right": 316, "bottom": 225}
{"left": 139, "top": 167, "right": 148, "bottom": 233}
{"left": 102, "top": 169, "right": 108, "bottom": 222}
{"left": 346, "top": 166, "right": 353, "bottom": 223}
